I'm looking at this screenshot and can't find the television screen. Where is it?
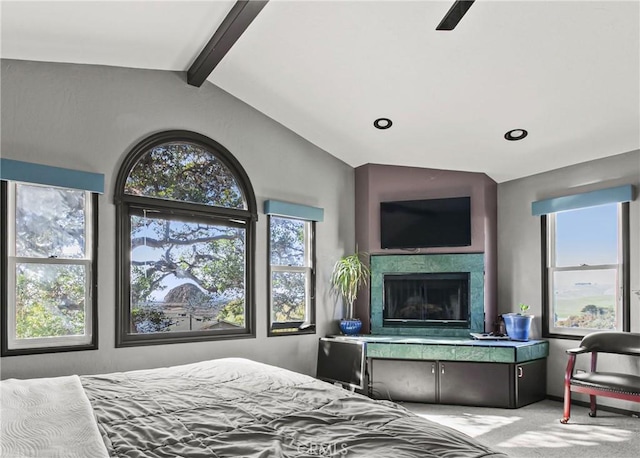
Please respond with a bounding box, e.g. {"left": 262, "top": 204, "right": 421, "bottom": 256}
{"left": 316, "top": 338, "right": 366, "bottom": 390}
{"left": 380, "top": 196, "right": 471, "bottom": 249}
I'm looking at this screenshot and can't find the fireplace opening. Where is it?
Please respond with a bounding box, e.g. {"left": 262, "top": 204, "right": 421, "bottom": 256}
{"left": 383, "top": 272, "right": 470, "bottom": 327}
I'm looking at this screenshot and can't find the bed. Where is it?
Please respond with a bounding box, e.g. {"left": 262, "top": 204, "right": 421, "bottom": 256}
{"left": 1, "top": 358, "right": 508, "bottom": 457}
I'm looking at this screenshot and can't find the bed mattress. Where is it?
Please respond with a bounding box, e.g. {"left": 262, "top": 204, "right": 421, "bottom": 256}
{"left": 78, "top": 358, "right": 507, "bottom": 458}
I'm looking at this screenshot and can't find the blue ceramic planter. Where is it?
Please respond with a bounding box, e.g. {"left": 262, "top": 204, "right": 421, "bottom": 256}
{"left": 503, "top": 313, "right": 533, "bottom": 341}
{"left": 339, "top": 319, "right": 362, "bottom": 335}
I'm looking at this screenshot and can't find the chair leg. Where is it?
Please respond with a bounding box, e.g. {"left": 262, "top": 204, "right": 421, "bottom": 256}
{"left": 561, "top": 386, "right": 571, "bottom": 424}
{"left": 588, "top": 395, "right": 597, "bottom": 417}
{"left": 561, "top": 353, "right": 577, "bottom": 424}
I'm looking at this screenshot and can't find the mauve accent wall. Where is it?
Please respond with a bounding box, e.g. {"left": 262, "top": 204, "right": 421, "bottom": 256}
{"left": 355, "top": 163, "right": 498, "bottom": 334}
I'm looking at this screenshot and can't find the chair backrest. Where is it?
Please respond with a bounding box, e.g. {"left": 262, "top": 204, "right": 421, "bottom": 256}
{"left": 579, "top": 331, "right": 640, "bottom": 356}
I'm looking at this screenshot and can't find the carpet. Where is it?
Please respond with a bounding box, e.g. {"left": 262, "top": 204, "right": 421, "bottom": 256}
{"left": 402, "top": 399, "right": 639, "bottom": 458}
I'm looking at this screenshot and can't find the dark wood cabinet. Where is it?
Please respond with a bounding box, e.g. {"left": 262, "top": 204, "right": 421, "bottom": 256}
{"left": 439, "top": 361, "right": 512, "bottom": 407}
{"left": 370, "top": 358, "right": 546, "bottom": 408}
{"left": 514, "top": 358, "right": 547, "bottom": 408}
{"left": 370, "top": 359, "right": 438, "bottom": 403}
{"left": 324, "top": 335, "right": 549, "bottom": 408}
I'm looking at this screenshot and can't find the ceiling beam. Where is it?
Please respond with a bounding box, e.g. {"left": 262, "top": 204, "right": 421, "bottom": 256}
{"left": 187, "top": 0, "right": 269, "bottom": 87}
{"left": 436, "top": 0, "right": 475, "bottom": 31}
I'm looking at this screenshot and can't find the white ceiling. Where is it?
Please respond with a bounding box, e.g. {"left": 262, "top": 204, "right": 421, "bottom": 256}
{"left": 2, "top": 0, "right": 639, "bottom": 182}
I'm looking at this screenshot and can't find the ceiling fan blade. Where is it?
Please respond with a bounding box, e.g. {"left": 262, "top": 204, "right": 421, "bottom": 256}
{"left": 436, "top": 0, "right": 475, "bottom": 31}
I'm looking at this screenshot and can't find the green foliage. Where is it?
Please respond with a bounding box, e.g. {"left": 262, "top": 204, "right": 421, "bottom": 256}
{"left": 270, "top": 217, "right": 305, "bottom": 266}
{"left": 16, "top": 185, "right": 86, "bottom": 258}
{"left": 16, "top": 302, "right": 84, "bottom": 338}
{"left": 330, "top": 251, "right": 369, "bottom": 319}
{"left": 269, "top": 216, "right": 308, "bottom": 324}
{"left": 555, "top": 295, "right": 617, "bottom": 330}
{"left": 16, "top": 265, "right": 85, "bottom": 338}
{"left": 519, "top": 303, "right": 530, "bottom": 314}
{"left": 581, "top": 304, "right": 600, "bottom": 315}
{"left": 271, "top": 271, "right": 305, "bottom": 322}
{"left": 130, "top": 216, "right": 245, "bottom": 299}
{"left": 126, "top": 143, "right": 249, "bottom": 333}
{"left": 556, "top": 306, "right": 616, "bottom": 330}
{"left": 131, "top": 307, "right": 175, "bottom": 333}
{"left": 125, "top": 143, "right": 244, "bottom": 208}
{"left": 216, "top": 298, "right": 245, "bottom": 325}
{"left": 129, "top": 213, "right": 246, "bottom": 334}
{"left": 12, "top": 184, "right": 88, "bottom": 339}
{"left": 130, "top": 266, "right": 158, "bottom": 305}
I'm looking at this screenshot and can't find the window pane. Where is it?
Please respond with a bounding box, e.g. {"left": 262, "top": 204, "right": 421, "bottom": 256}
{"left": 130, "top": 213, "right": 246, "bottom": 334}
{"left": 271, "top": 271, "right": 306, "bottom": 323}
{"left": 552, "top": 269, "right": 618, "bottom": 330}
{"left": 555, "top": 204, "right": 618, "bottom": 266}
{"left": 270, "top": 217, "right": 306, "bottom": 266}
{"left": 125, "top": 142, "right": 246, "bottom": 209}
{"left": 16, "top": 263, "right": 87, "bottom": 338}
{"left": 16, "top": 184, "right": 86, "bottom": 258}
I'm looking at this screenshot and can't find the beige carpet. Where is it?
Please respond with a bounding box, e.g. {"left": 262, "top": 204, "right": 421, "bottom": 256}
{"left": 402, "top": 399, "right": 639, "bottom": 458}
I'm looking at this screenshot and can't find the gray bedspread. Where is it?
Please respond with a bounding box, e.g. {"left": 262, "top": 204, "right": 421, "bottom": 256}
{"left": 80, "top": 358, "right": 507, "bottom": 458}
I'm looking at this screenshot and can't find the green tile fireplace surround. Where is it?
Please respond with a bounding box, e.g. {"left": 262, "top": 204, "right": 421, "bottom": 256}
{"left": 370, "top": 253, "right": 485, "bottom": 337}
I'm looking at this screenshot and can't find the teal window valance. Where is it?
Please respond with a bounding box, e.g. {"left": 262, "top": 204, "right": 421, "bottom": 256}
{"left": 264, "top": 199, "right": 324, "bottom": 222}
{"left": 531, "top": 185, "right": 634, "bottom": 216}
{"left": 0, "top": 158, "right": 104, "bottom": 194}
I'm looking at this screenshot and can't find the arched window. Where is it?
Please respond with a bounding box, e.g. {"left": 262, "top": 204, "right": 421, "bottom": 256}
{"left": 114, "top": 131, "right": 257, "bottom": 347}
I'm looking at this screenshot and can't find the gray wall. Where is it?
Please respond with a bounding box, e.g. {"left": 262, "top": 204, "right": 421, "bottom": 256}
{"left": 498, "top": 149, "right": 640, "bottom": 410}
{"left": 0, "top": 59, "right": 354, "bottom": 380}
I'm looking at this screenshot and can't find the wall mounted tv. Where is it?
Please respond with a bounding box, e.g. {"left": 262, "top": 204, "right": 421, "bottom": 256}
{"left": 380, "top": 196, "right": 471, "bottom": 249}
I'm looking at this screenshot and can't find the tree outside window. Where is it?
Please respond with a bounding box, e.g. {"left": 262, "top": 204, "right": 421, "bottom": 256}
{"left": 268, "top": 215, "right": 315, "bottom": 336}
{"left": 2, "top": 182, "right": 97, "bottom": 355}
{"left": 115, "top": 131, "right": 257, "bottom": 347}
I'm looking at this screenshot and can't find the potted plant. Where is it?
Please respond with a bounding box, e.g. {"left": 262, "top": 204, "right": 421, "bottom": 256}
{"left": 503, "top": 303, "right": 534, "bottom": 341}
{"left": 330, "top": 250, "right": 369, "bottom": 335}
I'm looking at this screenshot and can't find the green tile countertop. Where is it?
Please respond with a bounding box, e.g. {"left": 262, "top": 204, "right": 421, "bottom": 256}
{"left": 329, "top": 335, "right": 549, "bottom": 364}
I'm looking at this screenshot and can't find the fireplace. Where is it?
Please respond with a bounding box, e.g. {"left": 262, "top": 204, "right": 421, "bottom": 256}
{"left": 370, "top": 253, "right": 485, "bottom": 337}
{"left": 383, "top": 273, "right": 469, "bottom": 328}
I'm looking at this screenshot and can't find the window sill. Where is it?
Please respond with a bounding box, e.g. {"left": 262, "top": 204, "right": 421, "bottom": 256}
{"left": 268, "top": 323, "right": 316, "bottom": 337}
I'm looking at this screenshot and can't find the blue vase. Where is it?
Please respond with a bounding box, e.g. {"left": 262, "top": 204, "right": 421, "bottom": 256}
{"left": 503, "top": 313, "right": 533, "bottom": 341}
{"left": 339, "top": 319, "right": 362, "bottom": 335}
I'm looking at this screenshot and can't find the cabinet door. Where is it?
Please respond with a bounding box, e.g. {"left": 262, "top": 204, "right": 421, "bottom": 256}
{"left": 439, "top": 361, "right": 512, "bottom": 408}
{"left": 516, "top": 358, "right": 547, "bottom": 407}
{"left": 370, "top": 359, "right": 437, "bottom": 403}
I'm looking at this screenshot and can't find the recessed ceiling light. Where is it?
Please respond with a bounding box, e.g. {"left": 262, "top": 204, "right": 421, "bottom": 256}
{"left": 504, "top": 129, "right": 528, "bottom": 141}
{"left": 374, "top": 118, "right": 393, "bottom": 130}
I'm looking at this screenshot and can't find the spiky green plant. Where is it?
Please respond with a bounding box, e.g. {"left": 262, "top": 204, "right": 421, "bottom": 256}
{"left": 330, "top": 251, "right": 369, "bottom": 319}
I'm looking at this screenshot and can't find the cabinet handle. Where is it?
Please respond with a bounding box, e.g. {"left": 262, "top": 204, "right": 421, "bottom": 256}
{"left": 518, "top": 367, "right": 523, "bottom": 378}
{"left": 431, "top": 364, "right": 435, "bottom": 374}
{"left": 441, "top": 364, "right": 445, "bottom": 375}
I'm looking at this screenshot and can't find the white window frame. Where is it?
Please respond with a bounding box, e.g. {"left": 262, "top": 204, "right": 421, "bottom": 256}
{"left": 4, "top": 182, "right": 95, "bottom": 352}
{"left": 268, "top": 215, "right": 315, "bottom": 335}
{"left": 545, "top": 203, "right": 625, "bottom": 338}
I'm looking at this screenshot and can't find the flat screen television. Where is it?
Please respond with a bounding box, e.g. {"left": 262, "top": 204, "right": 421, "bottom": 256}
{"left": 316, "top": 338, "right": 366, "bottom": 390}
{"left": 380, "top": 196, "right": 471, "bottom": 249}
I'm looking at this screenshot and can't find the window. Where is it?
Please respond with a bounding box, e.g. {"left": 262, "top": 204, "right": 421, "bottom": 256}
{"left": 542, "top": 202, "right": 630, "bottom": 338}
{"left": 268, "top": 215, "right": 316, "bottom": 335}
{"left": 115, "top": 131, "right": 257, "bottom": 347}
{"left": 1, "top": 181, "right": 98, "bottom": 355}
